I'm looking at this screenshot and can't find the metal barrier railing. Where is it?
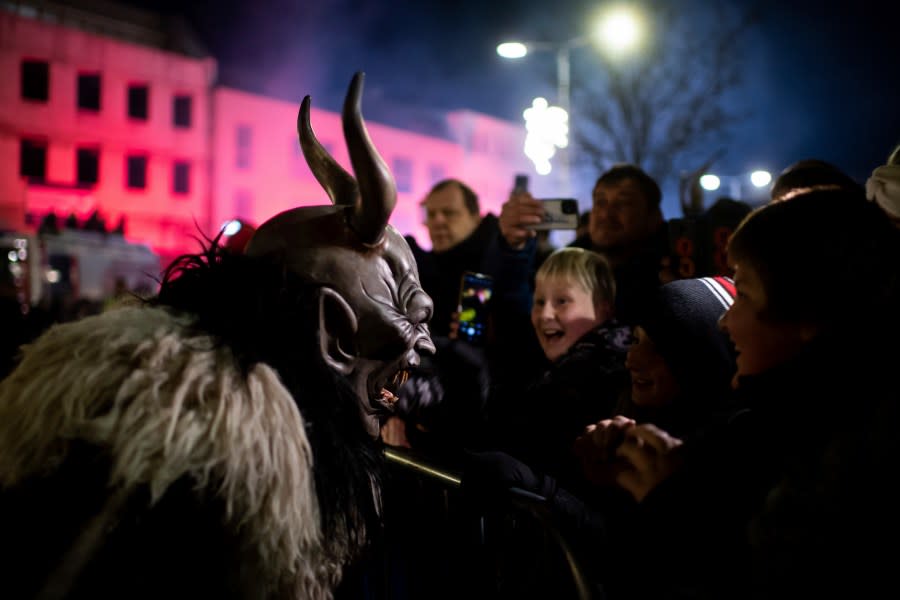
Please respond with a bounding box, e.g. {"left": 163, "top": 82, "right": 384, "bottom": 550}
{"left": 379, "top": 446, "right": 597, "bottom": 600}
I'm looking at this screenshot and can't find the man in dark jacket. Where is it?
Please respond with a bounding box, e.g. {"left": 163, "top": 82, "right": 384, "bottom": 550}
{"left": 499, "top": 164, "right": 667, "bottom": 326}
{"left": 406, "top": 178, "right": 502, "bottom": 338}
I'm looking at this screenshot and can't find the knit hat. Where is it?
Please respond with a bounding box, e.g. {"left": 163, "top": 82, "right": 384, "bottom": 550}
{"left": 637, "top": 276, "right": 736, "bottom": 402}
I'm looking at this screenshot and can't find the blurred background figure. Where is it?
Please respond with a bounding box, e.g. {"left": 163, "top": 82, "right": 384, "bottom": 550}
{"left": 769, "top": 158, "right": 862, "bottom": 202}
{"left": 866, "top": 143, "right": 900, "bottom": 227}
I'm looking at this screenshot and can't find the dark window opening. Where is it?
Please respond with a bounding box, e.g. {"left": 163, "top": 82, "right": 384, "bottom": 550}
{"left": 76, "top": 148, "right": 99, "bottom": 186}
{"left": 20, "top": 139, "right": 47, "bottom": 182}
{"left": 77, "top": 73, "right": 101, "bottom": 111}
{"left": 173, "top": 161, "right": 190, "bottom": 194}
{"left": 21, "top": 60, "right": 49, "bottom": 101}
{"left": 173, "top": 95, "right": 192, "bottom": 128}
{"left": 128, "top": 84, "right": 149, "bottom": 120}
{"left": 127, "top": 155, "right": 147, "bottom": 189}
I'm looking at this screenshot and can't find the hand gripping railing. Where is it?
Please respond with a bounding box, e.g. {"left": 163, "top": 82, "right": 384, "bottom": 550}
{"left": 383, "top": 446, "right": 596, "bottom": 600}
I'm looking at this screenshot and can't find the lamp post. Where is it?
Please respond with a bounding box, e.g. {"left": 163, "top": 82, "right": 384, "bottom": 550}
{"left": 497, "top": 8, "right": 642, "bottom": 195}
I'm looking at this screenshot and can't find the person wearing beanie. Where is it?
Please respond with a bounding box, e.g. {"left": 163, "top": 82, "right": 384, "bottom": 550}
{"left": 571, "top": 188, "right": 900, "bottom": 599}
{"left": 617, "top": 275, "right": 736, "bottom": 437}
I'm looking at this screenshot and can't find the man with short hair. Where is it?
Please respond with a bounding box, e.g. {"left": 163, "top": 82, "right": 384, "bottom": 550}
{"left": 423, "top": 179, "right": 483, "bottom": 253}
{"left": 408, "top": 178, "right": 501, "bottom": 337}
{"left": 499, "top": 163, "right": 667, "bottom": 325}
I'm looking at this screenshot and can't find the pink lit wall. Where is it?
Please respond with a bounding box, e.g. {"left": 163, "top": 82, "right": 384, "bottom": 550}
{"left": 1, "top": 7, "right": 536, "bottom": 259}
{"left": 0, "top": 10, "right": 215, "bottom": 260}
{"left": 213, "top": 89, "right": 535, "bottom": 249}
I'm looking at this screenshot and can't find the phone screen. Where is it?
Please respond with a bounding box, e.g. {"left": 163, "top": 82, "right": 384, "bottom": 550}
{"left": 457, "top": 271, "right": 493, "bottom": 344}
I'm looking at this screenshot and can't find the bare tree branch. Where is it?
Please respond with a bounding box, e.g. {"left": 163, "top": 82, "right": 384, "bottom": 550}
{"left": 571, "top": 0, "right": 763, "bottom": 202}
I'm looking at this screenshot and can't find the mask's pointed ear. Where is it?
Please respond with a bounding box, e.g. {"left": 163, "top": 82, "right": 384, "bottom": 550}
{"left": 316, "top": 287, "right": 359, "bottom": 375}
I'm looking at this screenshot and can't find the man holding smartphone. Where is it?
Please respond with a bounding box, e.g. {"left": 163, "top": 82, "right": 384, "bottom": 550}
{"left": 499, "top": 164, "right": 668, "bottom": 326}
{"left": 408, "top": 178, "right": 502, "bottom": 338}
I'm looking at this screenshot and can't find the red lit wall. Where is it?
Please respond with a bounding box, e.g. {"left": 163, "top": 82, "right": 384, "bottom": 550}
{"left": 1, "top": 7, "right": 536, "bottom": 258}
{"left": 213, "top": 89, "right": 535, "bottom": 249}
{"left": 0, "top": 9, "right": 215, "bottom": 259}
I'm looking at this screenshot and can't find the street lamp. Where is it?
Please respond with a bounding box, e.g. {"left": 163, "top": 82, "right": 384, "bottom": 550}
{"left": 700, "top": 170, "right": 773, "bottom": 203}
{"left": 497, "top": 6, "right": 643, "bottom": 194}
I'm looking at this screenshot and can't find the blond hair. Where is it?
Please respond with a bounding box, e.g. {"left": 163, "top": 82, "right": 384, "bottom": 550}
{"left": 536, "top": 247, "right": 616, "bottom": 305}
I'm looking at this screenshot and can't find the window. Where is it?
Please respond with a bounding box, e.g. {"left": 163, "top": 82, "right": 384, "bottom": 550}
{"left": 127, "top": 84, "right": 149, "bottom": 120}
{"left": 21, "top": 60, "right": 49, "bottom": 101}
{"left": 236, "top": 125, "right": 252, "bottom": 169}
{"left": 173, "top": 95, "right": 192, "bottom": 128}
{"left": 77, "top": 73, "right": 101, "bottom": 111}
{"left": 20, "top": 139, "right": 47, "bottom": 182}
{"left": 393, "top": 157, "right": 413, "bottom": 193}
{"left": 173, "top": 161, "right": 190, "bottom": 194}
{"left": 428, "top": 164, "right": 446, "bottom": 184}
{"left": 126, "top": 155, "right": 147, "bottom": 189}
{"left": 234, "top": 190, "right": 253, "bottom": 221}
{"left": 76, "top": 147, "right": 99, "bottom": 186}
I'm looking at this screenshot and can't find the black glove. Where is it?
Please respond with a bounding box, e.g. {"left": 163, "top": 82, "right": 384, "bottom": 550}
{"left": 462, "top": 450, "right": 609, "bottom": 542}
{"left": 461, "top": 450, "right": 557, "bottom": 505}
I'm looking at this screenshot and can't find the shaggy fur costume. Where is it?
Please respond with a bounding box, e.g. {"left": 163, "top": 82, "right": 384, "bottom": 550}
{"left": 0, "top": 305, "right": 347, "bottom": 599}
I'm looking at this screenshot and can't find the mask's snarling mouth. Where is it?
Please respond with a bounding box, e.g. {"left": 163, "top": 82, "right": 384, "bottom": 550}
{"left": 371, "top": 367, "right": 410, "bottom": 413}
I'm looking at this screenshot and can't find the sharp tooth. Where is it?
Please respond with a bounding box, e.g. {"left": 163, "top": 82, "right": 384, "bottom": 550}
{"left": 400, "top": 370, "right": 408, "bottom": 385}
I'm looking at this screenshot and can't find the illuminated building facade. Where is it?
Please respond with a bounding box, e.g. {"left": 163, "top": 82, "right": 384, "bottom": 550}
{"left": 0, "top": 2, "right": 533, "bottom": 262}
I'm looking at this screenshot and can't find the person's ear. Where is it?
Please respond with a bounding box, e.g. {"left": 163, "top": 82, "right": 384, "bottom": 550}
{"left": 316, "top": 287, "right": 359, "bottom": 375}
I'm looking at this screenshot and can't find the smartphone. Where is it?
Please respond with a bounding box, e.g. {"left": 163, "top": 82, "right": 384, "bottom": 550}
{"left": 514, "top": 173, "right": 529, "bottom": 194}
{"left": 529, "top": 198, "right": 579, "bottom": 230}
{"left": 457, "top": 271, "right": 493, "bottom": 345}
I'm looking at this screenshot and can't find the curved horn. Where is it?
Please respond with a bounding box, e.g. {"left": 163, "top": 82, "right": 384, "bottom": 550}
{"left": 298, "top": 95, "right": 358, "bottom": 206}
{"left": 343, "top": 72, "right": 396, "bottom": 245}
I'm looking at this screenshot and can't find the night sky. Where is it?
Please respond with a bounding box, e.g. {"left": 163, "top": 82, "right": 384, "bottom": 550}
{"left": 122, "top": 0, "right": 900, "bottom": 217}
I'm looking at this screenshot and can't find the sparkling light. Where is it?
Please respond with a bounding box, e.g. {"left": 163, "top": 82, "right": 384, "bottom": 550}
{"left": 523, "top": 97, "right": 569, "bottom": 176}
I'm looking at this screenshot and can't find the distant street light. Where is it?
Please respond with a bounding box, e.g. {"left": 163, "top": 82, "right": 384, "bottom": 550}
{"left": 750, "top": 170, "right": 773, "bottom": 187}
{"left": 700, "top": 170, "right": 773, "bottom": 202}
{"left": 497, "top": 7, "right": 644, "bottom": 194}
{"left": 699, "top": 174, "right": 721, "bottom": 191}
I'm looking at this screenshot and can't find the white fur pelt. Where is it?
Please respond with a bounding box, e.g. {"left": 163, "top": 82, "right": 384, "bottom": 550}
{"left": 0, "top": 306, "right": 345, "bottom": 599}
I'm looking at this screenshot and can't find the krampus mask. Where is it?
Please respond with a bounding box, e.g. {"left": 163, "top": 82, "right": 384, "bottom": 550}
{"left": 246, "top": 72, "right": 435, "bottom": 438}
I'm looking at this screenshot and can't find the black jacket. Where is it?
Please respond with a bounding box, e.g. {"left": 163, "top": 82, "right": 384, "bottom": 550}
{"left": 407, "top": 214, "right": 503, "bottom": 338}
{"left": 487, "top": 322, "right": 632, "bottom": 494}
{"left": 630, "top": 328, "right": 900, "bottom": 599}
{"left": 569, "top": 226, "right": 669, "bottom": 327}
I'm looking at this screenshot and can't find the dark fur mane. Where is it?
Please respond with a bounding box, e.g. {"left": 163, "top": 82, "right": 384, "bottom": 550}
{"left": 151, "top": 242, "right": 383, "bottom": 558}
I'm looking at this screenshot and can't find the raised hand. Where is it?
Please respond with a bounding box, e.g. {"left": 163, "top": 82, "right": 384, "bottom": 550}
{"left": 614, "top": 423, "right": 684, "bottom": 502}
{"left": 573, "top": 416, "right": 636, "bottom": 485}
{"left": 499, "top": 191, "right": 544, "bottom": 249}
